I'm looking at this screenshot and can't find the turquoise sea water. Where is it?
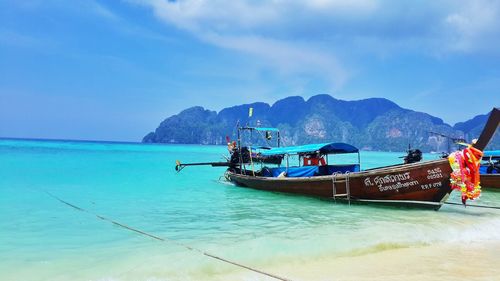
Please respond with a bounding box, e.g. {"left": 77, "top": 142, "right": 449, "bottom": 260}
{"left": 1, "top": 139, "right": 500, "bottom": 281}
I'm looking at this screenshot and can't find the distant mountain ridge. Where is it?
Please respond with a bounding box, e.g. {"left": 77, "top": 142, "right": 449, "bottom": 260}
{"left": 453, "top": 111, "right": 500, "bottom": 149}
{"left": 143, "top": 94, "right": 499, "bottom": 152}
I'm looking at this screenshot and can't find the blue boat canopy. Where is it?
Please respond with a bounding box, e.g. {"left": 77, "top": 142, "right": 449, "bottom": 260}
{"left": 483, "top": 150, "right": 500, "bottom": 158}
{"left": 257, "top": 142, "right": 359, "bottom": 156}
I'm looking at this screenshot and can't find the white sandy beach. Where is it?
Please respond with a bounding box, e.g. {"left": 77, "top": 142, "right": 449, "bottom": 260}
{"left": 211, "top": 240, "right": 500, "bottom": 281}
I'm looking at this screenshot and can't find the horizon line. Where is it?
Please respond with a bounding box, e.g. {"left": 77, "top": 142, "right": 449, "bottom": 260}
{"left": 0, "top": 136, "right": 143, "bottom": 145}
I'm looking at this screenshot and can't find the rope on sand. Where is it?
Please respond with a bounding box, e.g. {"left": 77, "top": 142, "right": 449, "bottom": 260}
{"left": 44, "top": 190, "right": 293, "bottom": 281}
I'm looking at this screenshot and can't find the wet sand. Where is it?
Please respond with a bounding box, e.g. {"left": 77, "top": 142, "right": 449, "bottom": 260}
{"left": 215, "top": 241, "right": 500, "bottom": 281}
{"left": 283, "top": 242, "right": 499, "bottom": 281}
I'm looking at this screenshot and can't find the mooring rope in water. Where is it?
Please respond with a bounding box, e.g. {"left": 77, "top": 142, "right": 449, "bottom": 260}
{"left": 443, "top": 201, "right": 500, "bottom": 210}
{"left": 43, "top": 191, "right": 292, "bottom": 281}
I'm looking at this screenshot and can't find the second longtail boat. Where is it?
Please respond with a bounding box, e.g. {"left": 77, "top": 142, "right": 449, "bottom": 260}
{"left": 480, "top": 150, "right": 500, "bottom": 189}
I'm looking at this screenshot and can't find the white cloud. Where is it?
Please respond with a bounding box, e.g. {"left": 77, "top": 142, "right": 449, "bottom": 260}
{"left": 135, "top": 0, "right": 278, "bottom": 32}
{"left": 201, "top": 32, "right": 348, "bottom": 87}
{"left": 85, "top": 0, "right": 120, "bottom": 21}
{"left": 128, "top": 0, "right": 500, "bottom": 91}
{"left": 444, "top": 0, "right": 500, "bottom": 52}
{"left": 129, "top": 0, "right": 370, "bottom": 90}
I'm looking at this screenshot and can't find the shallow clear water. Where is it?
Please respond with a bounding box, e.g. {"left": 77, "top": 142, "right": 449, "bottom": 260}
{"left": 1, "top": 139, "right": 499, "bottom": 280}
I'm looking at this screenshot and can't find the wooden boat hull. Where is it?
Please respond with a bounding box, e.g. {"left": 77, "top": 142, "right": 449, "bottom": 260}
{"left": 227, "top": 159, "right": 453, "bottom": 209}
{"left": 481, "top": 174, "right": 500, "bottom": 189}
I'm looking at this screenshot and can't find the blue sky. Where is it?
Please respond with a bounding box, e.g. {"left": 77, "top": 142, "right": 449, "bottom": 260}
{"left": 1, "top": 0, "right": 499, "bottom": 141}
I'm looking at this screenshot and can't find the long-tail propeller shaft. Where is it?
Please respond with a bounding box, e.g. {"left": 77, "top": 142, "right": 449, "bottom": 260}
{"left": 175, "top": 160, "right": 232, "bottom": 172}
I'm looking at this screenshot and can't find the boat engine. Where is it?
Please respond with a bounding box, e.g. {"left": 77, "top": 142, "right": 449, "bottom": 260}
{"left": 230, "top": 146, "right": 251, "bottom": 164}
{"left": 486, "top": 160, "right": 500, "bottom": 174}
{"left": 404, "top": 149, "right": 422, "bottom": 164}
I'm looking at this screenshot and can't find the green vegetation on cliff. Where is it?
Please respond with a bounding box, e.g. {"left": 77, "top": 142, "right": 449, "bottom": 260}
{"left": 143, "top": 95, "right": 498, "bottom": 152}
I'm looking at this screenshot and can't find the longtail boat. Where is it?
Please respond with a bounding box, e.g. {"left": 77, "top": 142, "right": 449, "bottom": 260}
{"left": 480, "top": 150, "right": 500, "bottom": 189}
{"left": 176, "top": 108, "right": 499, "bottom": 209}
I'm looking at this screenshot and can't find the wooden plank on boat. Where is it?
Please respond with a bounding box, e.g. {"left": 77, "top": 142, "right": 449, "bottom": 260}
{"left": 474, "top": 107, "right": 499, "bottom": 151}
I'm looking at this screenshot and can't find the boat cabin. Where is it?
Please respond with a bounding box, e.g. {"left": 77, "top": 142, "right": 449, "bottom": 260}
{"left": 249, "top": 142, "right": 361, "bottom": 178}
{"left": 233, "top": 126, "right": 361, "bottom": 178}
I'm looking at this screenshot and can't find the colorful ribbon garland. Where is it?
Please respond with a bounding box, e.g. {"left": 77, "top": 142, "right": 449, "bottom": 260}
{"left": 448, "top": 145, "right": 483, "bottom": 204}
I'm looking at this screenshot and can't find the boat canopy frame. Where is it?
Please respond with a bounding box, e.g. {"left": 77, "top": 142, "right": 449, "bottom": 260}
{"left": 256, "top": 142, "right": 359, "bottom": 157}
{"left": 251, "top": 142, "right": 362, "bottom": 176}
{"left": 237, "top": 126, "right": 281, "bottom": 148}
{"left": 236, "top": 127, "right": 361, "bottom": 176}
